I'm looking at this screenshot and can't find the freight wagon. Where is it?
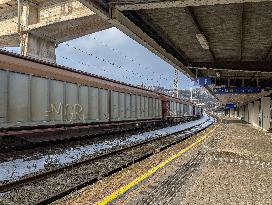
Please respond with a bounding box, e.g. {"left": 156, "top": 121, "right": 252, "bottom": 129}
{"left": 0, "top": 70, "right": 162, "bottom": 127}
{"left": 0, "top": 51, "right": 202, "bottom": 146}
{"left": 161, "top": 95, "right": 194, "bottom": 121}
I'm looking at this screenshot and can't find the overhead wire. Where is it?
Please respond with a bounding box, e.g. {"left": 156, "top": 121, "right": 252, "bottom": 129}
{"left": 30, "top": 6, "right": 171, "bottom": 84}
{"left": 37, "top": 6, "right": 170, "bottom": 82}
{"left": 0, "top": 15, "right": 149, "bottom": 83}
{"left": 0, "top": 9, "right": 170, "bottom": 87}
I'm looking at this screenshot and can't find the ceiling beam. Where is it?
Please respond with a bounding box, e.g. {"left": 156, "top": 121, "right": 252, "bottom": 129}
{"left": 123, "top": 10, "right": 190, "bottom": 66}
{"left": 210, "top": 76, "right": 263, "bottom": 79}
{"left": 109, "top": 0, "right": 272, "bottom": 11}
{"left": 191, "top": 61, "right": 272, "bottom": 72}
{"left": 187, "top": 7, "right": 216, "bottom": 62}
{"left": 79, "top": 0, "right": 110, "bottom": 20}
{"left": 265, "top": 44, "right": 272, "bottom": 61}
{"left": 248, "top": 71, "right": 259, "bottom": 81}
{"left": 111, "top": 8, "right": 195, "bottom": 78}
{"left": 240, "top": 3, "right": 244, "bottom": 61}
{"left": 263, "top": 76, "right": 272, "bottom": 87}
{"left": 79, "top": 0, "right": 195, "bottom": 78}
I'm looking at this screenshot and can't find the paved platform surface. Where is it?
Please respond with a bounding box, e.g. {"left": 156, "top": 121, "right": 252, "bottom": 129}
{"left": 119, "top": 118, "right": 272, "bottom": 205}
{"left": 52, "top": 118, "right": 272, "bottom": 205}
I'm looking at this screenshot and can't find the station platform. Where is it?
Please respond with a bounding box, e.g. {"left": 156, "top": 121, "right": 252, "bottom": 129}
{"left": 53, "top": 117, "right": 272, "bottom": 205}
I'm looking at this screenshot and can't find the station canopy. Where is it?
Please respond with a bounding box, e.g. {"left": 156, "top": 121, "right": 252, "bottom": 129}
{"left": 81, "top": 0, "right": 272, "bottom": 105}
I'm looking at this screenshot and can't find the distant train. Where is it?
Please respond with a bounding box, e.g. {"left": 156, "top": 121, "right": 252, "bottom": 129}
{"left": 0, "top": 50, "right": 202, "bottom": 144}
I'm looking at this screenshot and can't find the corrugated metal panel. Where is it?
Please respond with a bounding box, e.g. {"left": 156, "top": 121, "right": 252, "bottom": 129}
{"left": 131, "top": 94, "right": 136, "bottom": 119}
{"left": 89, "top": 87, "right": 99, "bottom": 121}
{"left": 111, "top": 91, "right": 119, "bottom": 120}
{"left": 172, "top": 101, "right": 175, "bottom": 115}
{"left": 175, "top": 103, "right": 177, "bottom": 116}
{"left": 140, "top": 96, "right": 145, "bottom": 118}
{"left": 169, "top": 101, "right": 172, "bottom": 115}
{"left": 154, "top": 98, "right": 157, "bottom": 117}
{"left": 99, "top": 89, "right": 109, "bottom": 121}
{"left": 9, "top": 72, "right": 29, "bottom": 123}
{"left": 170, "top": 101, "right": 173, "bottom": 116}
{"left": 144, "top": 96, "right": 149, "bottom": 118}
{"left": 183, "top": 104, "right": 187, "bottom": 115}
{"left": 65, "top": 83, "right": 78, "bottom": 121}
{"left": 159, "top": 100, "right": 162, "bottom": 117}
{"left": 180, "top": 104, "right": 184, "bottom": 116}
{"left": 152, "top": 98, "right": 156, "bottom": 117}
{"left": 173, "top": 101, "right": 176, "bottom": 116}
{"left": 136, "top": 95, "right": 141, "bottom": 118}
{"left": 189, "top": 105, "right": 193, "bottom": 115}
{"left": 125, "top": 93, "right": 131, "bottom": 119}
{"left": 155, "top": 99, "right": 158, "bottom": 117}
{"left": 170, "top": 101, "right": 174, "bottom": 116}
{"left": 79, "top": 85, "right": 89, "bottom": 122}
{"left": 31, "top": 77, "right": 48, "bottom": 122}
{"left": 148, "top": 97, "right": 152, "bottom": 117}
{"left": 177, "top": 102, "right": 180, "bottom": 116}
{"left": 119, "top": 92, "right": 125, "bottom": 120}
{"left": 66, "top": 83, "right": 78, "bottom": 106}
{"left": 49, "top": 80, "right": 64, "bottom": 121}
{"left": 0, "top": 70, "right": 7, "bottom": 123}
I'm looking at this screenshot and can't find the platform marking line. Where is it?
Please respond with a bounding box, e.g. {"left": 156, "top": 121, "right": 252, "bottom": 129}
{"left": 210, "top": 155, "right": 272, "bottom": 169}
{"left": 96, "top": 125, "right": 218, "bottom": 205}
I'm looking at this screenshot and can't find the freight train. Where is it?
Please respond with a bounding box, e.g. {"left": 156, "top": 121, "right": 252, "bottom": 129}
{"left": 0, "top": 50, "right": 202, "bottom": 145}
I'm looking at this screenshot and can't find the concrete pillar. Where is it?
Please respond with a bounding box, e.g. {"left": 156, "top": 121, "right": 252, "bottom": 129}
{"left": 19, "top": 1, "right": 57, "bottom": 62}
{"left": 21, "top": 1, "right": 39, "bottom": 26}
{"left": 230, "top": 109, "right": 235, "bottom": 117}
{"left": 244, "top": 104, "right": 249, "bottom": 122}
{"left": 248, "top": 103, "right": 254, "bottom": 124}
{"left": 20, "top": 33, "right": 57, "bottom": 63}
{"left": 252, "top": 101, "right": 260, "bottom": 127}
{"left": 229, "top": 109, "right": 234, "bottom": 117}
{"left": 240, "top": 106, "right": 245, "bottom": 120}
{"left": 261, "top": 97, "right": 270, "bottom": 131}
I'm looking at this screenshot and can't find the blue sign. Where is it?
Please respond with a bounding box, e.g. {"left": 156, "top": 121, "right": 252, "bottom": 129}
{"left": 214, "top": 87, "right": 261, "bottom": 94}
{"left": 194, "top": 77, "right": 211, "bottom": 86}
{"left": 225, "top": 103, "right": 236, "bottom": 109}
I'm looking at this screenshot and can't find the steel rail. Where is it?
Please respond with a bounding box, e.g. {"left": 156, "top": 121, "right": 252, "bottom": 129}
{"left": 0, "top": 117, "right": 214, "bottom": 204}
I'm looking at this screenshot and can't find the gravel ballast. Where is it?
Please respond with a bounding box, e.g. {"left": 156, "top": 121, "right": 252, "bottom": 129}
{"left": 53, "top": 117, "right": 272, "bottom": 205}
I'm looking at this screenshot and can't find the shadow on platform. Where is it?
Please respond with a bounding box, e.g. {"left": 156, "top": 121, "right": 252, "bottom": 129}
{"left": 222, "top": 119, "right": 246, "bottom": 124}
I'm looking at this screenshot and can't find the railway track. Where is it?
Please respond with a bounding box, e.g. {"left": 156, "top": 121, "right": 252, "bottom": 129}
{"left": 0, "top": 116, "right": 214, "bottom": 205}
{"left": 0, "top": 117, "right": 198, "bottom": 153}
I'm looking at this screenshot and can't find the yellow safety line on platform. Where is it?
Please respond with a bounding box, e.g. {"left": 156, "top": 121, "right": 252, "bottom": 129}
{"left": 96, "top": 125, "right": 218, "bottom": 205}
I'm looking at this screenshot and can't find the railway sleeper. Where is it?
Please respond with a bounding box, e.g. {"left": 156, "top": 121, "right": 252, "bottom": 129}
{"left": 0, "top": 117, "right": 198, "bottom": 150}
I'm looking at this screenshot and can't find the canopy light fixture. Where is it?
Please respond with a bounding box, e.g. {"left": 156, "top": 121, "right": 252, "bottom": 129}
{"left": 196, "top": 34, "right": 209, "bottom": 50}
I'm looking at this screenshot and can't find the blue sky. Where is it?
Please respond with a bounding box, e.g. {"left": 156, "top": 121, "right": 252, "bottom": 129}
{"left": 5, "top": 27, "right": 195, "bottom": 89}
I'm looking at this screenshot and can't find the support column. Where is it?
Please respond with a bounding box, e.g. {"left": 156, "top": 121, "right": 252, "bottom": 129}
{"left": 21, "top": 1, "right": 39, "bottom": 26}
{"left": 240, "top": 105, "right": 245, "bottom": 120}
{"left": 19, "top": 1, "right": 57, "bottom": 62}
{"left": 244, "top": 104, "right": 249, "bottom": 122}
{"left": 252, "top": 101, "right": 260, "bottom": 128}
{"left": 248, "top": 103, "right": 254, "bottom": 124}
{"left": 234, "top": 109, "right": 238, "bottom": 118}
{"left": 230, "top": 108, "right": 235, "bottom": 117}
{"left": 261, "top": 97, "right": 270, "bottom": 131}
{"left": 20, "top": 33, "right": 57, "bottom": 63}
